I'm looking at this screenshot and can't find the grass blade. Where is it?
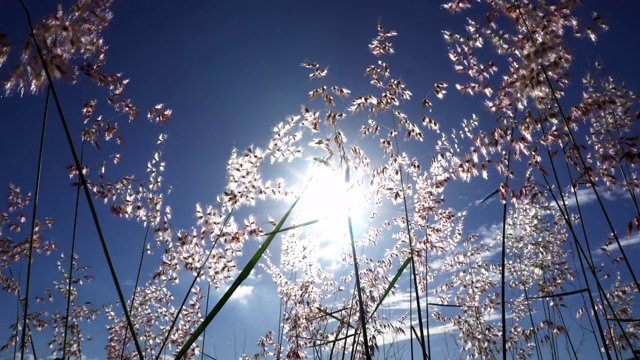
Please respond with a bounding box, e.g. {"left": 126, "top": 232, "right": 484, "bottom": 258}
{"left": 368, "top": 257, "right": 412, "bottom": 321}
{"left": 174, "top": 195, "right": 302, "bottom": 359}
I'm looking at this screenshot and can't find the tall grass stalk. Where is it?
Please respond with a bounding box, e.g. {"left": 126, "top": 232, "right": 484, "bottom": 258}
{"left": 347, "top": 210, "right": 371, "bottom": 359}
{"left": 541, "top": 140, "right": 639, "bottom": 357}
{"left": 200, "top": 283, "right": 211, "bottom": 360}
{"left": 390, "top": 113, "right": 428, "bottom": 360}
{"left": 120, "top": 224, "right": 151, "bottom": 358}
{"left": 19, "top": 1, "right": 144, "bottom": 357}
{"left": 62, "top": 140, "right": 85, "bottom": 359}
{"left": 19, "top": 83, "right": 49, "bottom": 360}
{"left": 155, "top": 212, "right": 233, "bottom": 359}
{"left": 514, "top": 1, "right": 639, "bottom": 291}
{"left": 175, "top": 190, "right": 304, "bottom": 359}
{"left": 500, "top": 125, "right": 514, "bottom": 360}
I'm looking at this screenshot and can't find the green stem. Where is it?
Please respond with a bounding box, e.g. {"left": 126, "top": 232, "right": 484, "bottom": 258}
{"left": 19, "top": 83, "right": 49, "bottom": 360}
{"left": 174, "top": 192, "right": 304, "bottom": 359}
{"left": 63, "top": 140, "right": 85, "bottom": 359}
{"left": 19, "top": 1, "right": 144, "bottom": 357}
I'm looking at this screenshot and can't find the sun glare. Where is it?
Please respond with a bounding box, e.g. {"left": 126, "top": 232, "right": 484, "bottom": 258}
{"left": 295, "top": 161, "right": 368, "bottom": 251}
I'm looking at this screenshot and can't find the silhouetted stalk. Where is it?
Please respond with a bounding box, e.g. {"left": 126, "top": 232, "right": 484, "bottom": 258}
{"left": 538, "top": 121, "right": 612, "bottom": 358}
{"left": 540, "top": 169, "right": 613, "bottom": 358}
{"left": 120, "top": 224, "right": 151, "bottom": 359}
{"left": 522, "top": 287, "right": 543, "bottom": 360}
{"left": 62, "top": 140, "right": 85, "bottom": 359}
{"left": 424, "top": 224, "right": 432, "bottom": 359}
{"left": 200, "top": 284, "right": 211, "bottom": 360}
{"left": 347, "top": 210, "right": 371, "bottom": 360}
{"left": 409, "top": 260, "right": 414, "bottom": 360}
{"left": 19, "top": 2, "right": 144, "bottom": 357}
{"left": 276, "top": 298, "right": 284, "bottom": 359}
{"left": 544, "top": 273, "right": 578, "bottom": 360}
{"left": 511, "top": 243, "right": 542, "bottom": 360}
{"left": 175, "top": 189, "right": 305, "bottom": 359}
{"left": 155, "top": 212, "right": 233, "bottom": 359}
{"left": 391, "top": 111, "right": 427, "bottom": 360}
{"left": 7, "top": 267, "right": 38, "bottom": 358}
{"left": 541, "top": 301, "right": 559, "bottom": 360}
{"left": 13, "top": 293, "right": 18, "bottom": 360}
{"left": 619, "top": 164, "right": 640, "bottom": 217}
{"left": 541, "top": 150, "right": 636, "bottom": 358}
{"left": 19, "top": 83, "right": 49, "bottom": 360}
{"left": 564, "top": 162, "right": 615, "bottom": 354}
{"left": 500, "top": 125, "right": 515, "bottom": 360}
{"left": 557, "top": 145, "right": 637, "bottom": 356}
{"left": 515, "top": 1, "right": 639, "bottom": 291}
{"left": 341, "top": 292, "right": 357, "bottom": 360}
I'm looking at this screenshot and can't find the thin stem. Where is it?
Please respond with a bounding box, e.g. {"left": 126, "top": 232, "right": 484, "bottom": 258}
{"left": 500, "top": 125, "right": 515, "bottom": 360}
{"left": 155, "top": 212, "right": 234, "bottom": 359}
{"left": 120, "top": 224, "right": 151, "bottom": 359}
{"left": 515, "top": 0, "right": 639, "bottom": 291}
{"left": 200, "top": 284, "right": 211, "bottom": 360}
{"left": 63, "top": 140, "right": 85, "bottom": 359}
{"left": 19, "top": 1, "right": 145, "bottom": 357}
{"left": 20, "top": 83, "right": 50, "bottom": 360}
{"left": 347, "top": 211, "right": 371, "bottom": 359}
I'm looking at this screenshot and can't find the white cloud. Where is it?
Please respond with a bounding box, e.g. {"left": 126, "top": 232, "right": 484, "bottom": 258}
{"left": 599, "top": 233, "right": 640, "bottom": 253}
{"left": 379, "top": 319, "right": 458, "bottom": 345}
{"left": 229, "top": 285, "right": 254, "bottom": 305}
{"left": 379, "top": 311, "right": 514, "bottom": 345}
{"left": 563, "top": 187, "right": 625, "bottom": 208}
{"left": 383, "top": 290, "right": 441, "bottom": 312}
{"left": 474, "top": 193, "right": 497, "bottom": 206}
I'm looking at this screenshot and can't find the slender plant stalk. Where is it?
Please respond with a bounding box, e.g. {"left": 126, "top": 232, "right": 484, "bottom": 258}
{"left": 423, "top": 223, "right": 432, "bottom": 360}
{"left": 619, "top": 164, "right": 640, "bottom": 217}
{"left": 155, "top": 212, "right": 234, "bottom": 359}
{"left": 347, "top": 210, "right": 371, "bottom": 360}
{"left": 537, "top": 120, "right": 612, "bottom": 358}
{"left": 276, "top": 298, "right": 284, "bottom": 359}
{"left": 120, "top": 224, "right": 151, "bottom": 359}
{"left": 500, "top": 126, "right": 515, "bottom": 360}
{"left": 62, "top": 140, "right": 85, "bottom": 359}
{"left": 514, "top": 1, "right": 639, "bottom": 291}
{"left": 200, "top": 283, "right": 211, "bottom": 360}
{"left": 19, "top": 1, "right": 145, "bottom": 357}
{"left": 516, "top": 1, "right": 639, "bottom": 353}
{"left": 541, "top": 153, "right": 637, "bottom": 357}
{"left": 522, "top": 286, "right": 543, "bottom": 360}
{"left": 19, "top": 83, "right": 50, "bottom": 360}
{"left": 174, "top": 191, "right": 304, "bottom": 359}
{"left": 390, "top": 111, "right": 427, "bottom": 360}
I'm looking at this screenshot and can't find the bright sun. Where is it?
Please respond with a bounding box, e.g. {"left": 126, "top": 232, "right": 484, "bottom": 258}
{"left": 295, "top": 161, "right": 368, "bottom": 250}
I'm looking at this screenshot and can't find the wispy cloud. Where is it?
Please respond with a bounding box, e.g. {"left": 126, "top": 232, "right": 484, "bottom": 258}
{"left": 229, "top": 285, "right": 254, "bottom": 305}
{"left": 383, "top": 291, "right": 437, "bottom": 311}
{"left": 379, "top": 311, "right": 514, "bottom": 345}
{"left": 563, "top": 187, "right": 626, "bottom": 208}
{"left": 599, "top": 233, "right": 640, "bottom": 253}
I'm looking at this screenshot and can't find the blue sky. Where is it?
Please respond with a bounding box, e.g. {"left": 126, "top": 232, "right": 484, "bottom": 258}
{"left": 1, "top": 1, "right": 640, "bottom": 359}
